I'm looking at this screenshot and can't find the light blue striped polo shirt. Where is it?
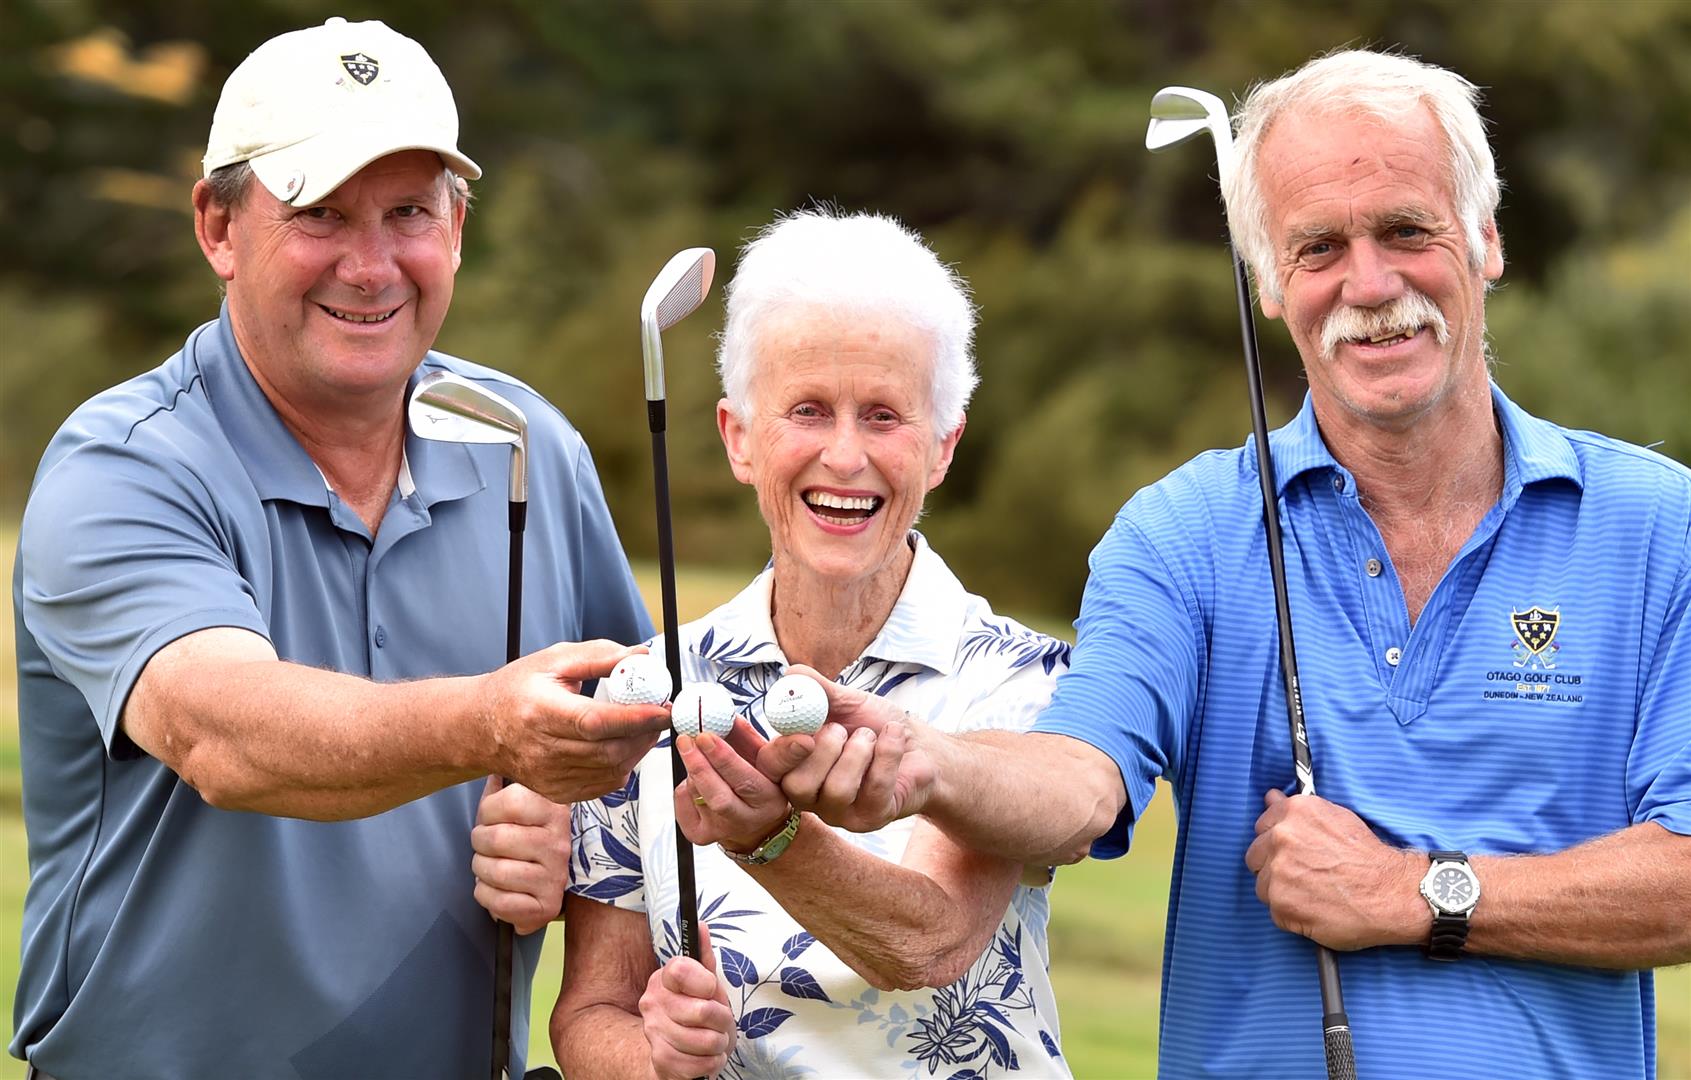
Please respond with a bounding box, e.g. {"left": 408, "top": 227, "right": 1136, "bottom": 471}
{"left": 1034, "top": 384, "right": 1691, "bottom": 1079}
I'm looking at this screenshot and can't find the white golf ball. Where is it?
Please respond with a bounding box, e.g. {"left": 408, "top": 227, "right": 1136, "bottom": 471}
{"left": 672, "top": 683, "right": 736, "bottom": 738}
{"left": 607, "top": 653, "right": 672, "bottom": 706}
{"left": 764, "top": 673, "right": 829, "bottom": 736}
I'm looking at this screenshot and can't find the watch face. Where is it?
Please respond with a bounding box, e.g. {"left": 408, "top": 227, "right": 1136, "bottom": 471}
{"left": 1428, "top": 864, "right": 1480, "bottom": 914}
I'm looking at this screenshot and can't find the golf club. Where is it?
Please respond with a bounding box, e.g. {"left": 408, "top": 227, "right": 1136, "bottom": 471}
{"left": 406, "top": 370, "right": 529, "bottom": 1080}
{"left": 1147, "top": 86, "right": 1358, "bottom": 1080}
{"left": 640, "top": 247, "right": 717, "bottom": 969}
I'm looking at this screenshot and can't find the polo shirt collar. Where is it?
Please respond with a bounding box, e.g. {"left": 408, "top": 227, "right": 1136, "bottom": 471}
{"left": 1490, "top": 382, "right": 1583, "bottom": 499}
{"left": 859, "top": 532, "right": 969, "bottom": 676}
{"left": 1265, "top": 382, "right": 1584, "bottom": 498}
{"left": 190, "top": 305, "right": 483, "bottom": 510}
{"left": 683, "top": 531, "right": 967, "bottom": 677}
{"left": 193, "top": 304, "right": 330, "bottom": 507}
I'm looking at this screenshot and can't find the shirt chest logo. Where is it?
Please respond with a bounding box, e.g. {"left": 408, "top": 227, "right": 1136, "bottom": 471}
{"left": 1510, "top": 605, "right": 1560, "bottom": 669}
{"left": 1482, "top": 602, "right": 1583, "bottom": 704}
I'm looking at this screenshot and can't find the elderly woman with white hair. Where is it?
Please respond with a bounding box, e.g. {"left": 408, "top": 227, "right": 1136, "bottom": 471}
{"left": 552, "top": 210, "right": 1073, "bottom": 1079}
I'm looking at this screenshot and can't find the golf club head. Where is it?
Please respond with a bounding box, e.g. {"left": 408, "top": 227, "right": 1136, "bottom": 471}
{"left": 639, "top": 247, "right": 716, "bottom": 402}
{"left": 407, "top": 371, "right": 529, "bottom": 503}
{"left": 1146, "top": 85, "right": 1236, "bottom": 188}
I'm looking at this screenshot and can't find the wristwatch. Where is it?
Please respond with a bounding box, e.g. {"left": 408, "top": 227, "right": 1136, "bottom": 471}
{"left": 722, "top": 809, "right": 802, "bottom": 867}
{"left": 1418, "top": 850, "right": 1481, "bottom": 961}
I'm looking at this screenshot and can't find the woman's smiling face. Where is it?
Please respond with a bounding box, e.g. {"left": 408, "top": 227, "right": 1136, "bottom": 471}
{"left": 718, "top": 305, "right": 962, "bottom": 588}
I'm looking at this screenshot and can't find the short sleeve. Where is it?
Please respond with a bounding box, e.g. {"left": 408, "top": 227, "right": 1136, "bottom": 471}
{"left": 1629, "top": 540, "right": 1691, "bottom": 835}
{"left": 1032, "top": 507, "right": 1202, "bottom": 859}
{"left": 570, "top": 443, "right": 657, "bottom": 648}
{"left": 568, "top": 770, "right": 649, "bottom": 913}
{"left": 18, "top": 438, "right": 271, "bottom": 754}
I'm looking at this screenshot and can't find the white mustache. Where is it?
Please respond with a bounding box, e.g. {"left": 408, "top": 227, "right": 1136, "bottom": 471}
{"left": 1320, "top": 292, "right": 1449, "bottom": 360}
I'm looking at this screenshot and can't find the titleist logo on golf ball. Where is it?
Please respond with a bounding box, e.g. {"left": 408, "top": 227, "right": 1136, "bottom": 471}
{"left": 764, "top": 673, "right": 829, "bottom": 736}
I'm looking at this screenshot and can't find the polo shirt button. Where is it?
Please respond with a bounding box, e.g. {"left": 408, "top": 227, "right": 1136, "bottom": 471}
{"left": 1332, "top": 475, "right": 1346, "bottom": 491}
{"left": 1385, "top": 646, "right": 1402, "bottom": 666}
{"left": 1366, "top": 558, "right": 1383, "bottom": 577}
{"left": 375, "top": 626, "right": 387, "bottom": 648}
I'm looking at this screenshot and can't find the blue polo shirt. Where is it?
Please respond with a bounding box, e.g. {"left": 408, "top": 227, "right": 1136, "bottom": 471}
{"left": 1034, "top": 385, "right": 1691, "bottom": 1079}
{"left": 12, "top": 308, "right": 652, "bottom": 1079}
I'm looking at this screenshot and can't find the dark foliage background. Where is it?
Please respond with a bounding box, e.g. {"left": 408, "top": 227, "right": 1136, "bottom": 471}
{"left": 5, "top": 0, "right": 1688, "bottom": 615}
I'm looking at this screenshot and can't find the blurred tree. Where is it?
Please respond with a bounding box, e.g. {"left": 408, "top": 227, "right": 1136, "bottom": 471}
{"left": 4, "top": 0, "right": 1688, "bottom": 614}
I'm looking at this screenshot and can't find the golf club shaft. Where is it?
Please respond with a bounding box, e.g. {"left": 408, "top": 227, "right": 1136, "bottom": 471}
{"left": 649, "top": 403, "right": 704, "bottom": 964}
{"left": 1229, "top": 245, "right": 1356, "bottom": 1080}
{"left": 492, "top": 509, "right": 526, "bottom": 1080}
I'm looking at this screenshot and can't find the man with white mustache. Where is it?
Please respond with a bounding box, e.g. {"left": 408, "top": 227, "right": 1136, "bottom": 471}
{"left": 765, "top": 50, "right": 1691, "bottom": 1078}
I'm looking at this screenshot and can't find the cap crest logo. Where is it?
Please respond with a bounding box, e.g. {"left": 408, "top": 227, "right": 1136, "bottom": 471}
{"left": 340, "top": 52, "right": 379, "bottom": 86}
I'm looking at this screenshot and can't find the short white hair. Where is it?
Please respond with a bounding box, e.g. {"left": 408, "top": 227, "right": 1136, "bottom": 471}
{"left": 1224, "top": 49, "right": 1502, "bottom": 304}
{"left": 716, "top": 208, "right": 979, "bottom": 436}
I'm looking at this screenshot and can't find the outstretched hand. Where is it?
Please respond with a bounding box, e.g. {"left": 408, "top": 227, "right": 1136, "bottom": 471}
{"left": 754, "top": 665, "right": 936, "bottom": 833}
{"left": 641, "top": 920, "right": 736, "bottom": 1080}
{"left": 481, "top": 640, "right": 671, "bottom": 804}
{"left": 674, "top": 719, "right": 792, "bottom": 852}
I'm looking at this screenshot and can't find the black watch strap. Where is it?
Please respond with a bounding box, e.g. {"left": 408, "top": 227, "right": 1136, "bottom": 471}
{"left": 1425, "top": 850, "right": 1471, "bottom": 962}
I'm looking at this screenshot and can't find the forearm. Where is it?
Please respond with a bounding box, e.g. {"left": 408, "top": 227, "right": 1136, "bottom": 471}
{"left": 553, "top": 1000, "right": 656, "bottom": 1080}
{"left": 1466, "top": 822, "right": 1691, "bottom": 969}
{"left": 743, "top": 816, "right": 1018, "bottom": 991}
{"left": 921, "top": 728, "right": 1124, "bottom": 865}
{"left": 554, "top": 897, "right": 671, "bottom": 1080}
{"left": 128, "top": 630, "right": 489, "bottom": 818}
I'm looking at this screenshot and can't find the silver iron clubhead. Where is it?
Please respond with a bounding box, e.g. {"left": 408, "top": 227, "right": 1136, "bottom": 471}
{"left": 1146, "top": 85, "right": 1236, "bottom": 188}
{"left": 408, "top": 371, "right": 529, "bottom": 503}
{"left": 640, "top": 247, "right": 716, "bottom": 402}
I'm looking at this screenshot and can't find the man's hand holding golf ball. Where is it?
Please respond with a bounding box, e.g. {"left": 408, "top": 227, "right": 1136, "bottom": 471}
{"left": 477, "top": 641, "right": 674, "bottom": 805}
{"left": 468, "top": 643, "right": 673, "bottom": 934}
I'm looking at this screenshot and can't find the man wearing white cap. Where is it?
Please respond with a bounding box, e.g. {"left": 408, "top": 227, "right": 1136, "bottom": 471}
{"left": 12, "top": 18, "right": 661, "bottom": 1079}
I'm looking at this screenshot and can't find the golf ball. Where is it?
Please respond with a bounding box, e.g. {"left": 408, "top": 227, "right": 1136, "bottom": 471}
{"left": 607, "top": 653, "right": 672, "bottom": 706}
{"left": 672, "top": 682, "right": 737, "bottom": 738}
{"left": 764, "top": 673, "right": 829, "bottom": 736}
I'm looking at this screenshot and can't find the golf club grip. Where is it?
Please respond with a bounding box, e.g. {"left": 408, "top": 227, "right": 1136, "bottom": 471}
{"left": 508, "top": 506, "right": 526, "bottom": 664}
{"left": 651, "top": 429, "right": 705, "bottom": 963}
{"left": 1228, "top": 244, "right": 1355, "bottom": 1079}
{"left": 492, "top": 921, "right": 514, "bottom": 1079}
{"left": 1324, "top": 1011, "right": 1358, "bottom": 1080}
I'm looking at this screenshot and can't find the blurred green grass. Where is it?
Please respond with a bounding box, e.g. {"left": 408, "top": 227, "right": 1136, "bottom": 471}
{"left": 2, "top": 532, "right": 1686, "bottom": 1078}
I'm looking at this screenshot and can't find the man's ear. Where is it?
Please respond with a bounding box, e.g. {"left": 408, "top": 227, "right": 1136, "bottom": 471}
{"left": 1480, "top": 217, "right": 1504, "bottom": 283}
{"left": 1258, "top": 270, "right": 1283, "bottom": 321}
{"left": 717, "top": 399, "right": 754, "bottom": 486}
{"left": 193, "top": 180, "right": 237, "bottom": 282}
{"left": 449, "top": 183, "right": 467, "bottom": 272}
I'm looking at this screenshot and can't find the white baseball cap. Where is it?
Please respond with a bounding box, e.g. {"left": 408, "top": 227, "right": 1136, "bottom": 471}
{"left": 203, "top": 17, "right": 481, "bottom": 206}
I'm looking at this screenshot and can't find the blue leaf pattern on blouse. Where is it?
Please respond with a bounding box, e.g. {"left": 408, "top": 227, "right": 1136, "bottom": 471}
{"left": 721, "top": 947, "right": 759, "bottom": 989}
{"left": 567, "top": 536, "right": 1070, "bottom": 1078}
{"left": 781, "top": 932, "right": 815, "bottom": 960}
{"left": 777, "top": 967, "right": 830, "bottom": 1003}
